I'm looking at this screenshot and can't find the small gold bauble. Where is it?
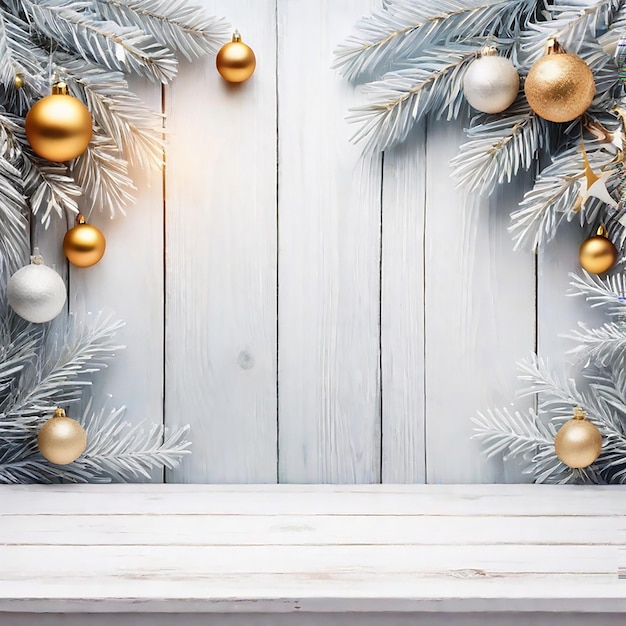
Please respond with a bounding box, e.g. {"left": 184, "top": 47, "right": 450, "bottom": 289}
{"left": 216, "top": 31, "right": 256, "bottom": 83}
{"left": 554, "top": 407, "right": 602, "bottom": 469}
{"left": 14, "top": 73, "right": 24, "bottom": 89}
{"left": 25, "top": 82, "right": 92, "bottom": 162}
{"left": 525, "top": 39, "right": 595, "bottom": 123}
{"left": 38, "top": 408, "right": 87, "bottom": 465}
{"left": 63, "top": 214, "right": 106, "bottom": 267}
{"left": 579, "top": 225, "right": 617, "bottom": 274}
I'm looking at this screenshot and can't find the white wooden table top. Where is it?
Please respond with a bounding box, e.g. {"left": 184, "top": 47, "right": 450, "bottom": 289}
{"left": 1, "top": 484, "right": 625, "bottom": 615}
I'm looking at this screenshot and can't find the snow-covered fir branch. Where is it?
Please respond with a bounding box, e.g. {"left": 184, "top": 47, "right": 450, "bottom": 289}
{"left": 0, "top": 404, "right": 190, "bottom": 483}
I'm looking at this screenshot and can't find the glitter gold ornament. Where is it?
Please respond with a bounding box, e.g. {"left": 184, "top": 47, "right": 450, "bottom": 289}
{"left": 38, "top": 408, "right": 87, "bottom": 465}
{"left": 216, "top": 31, "right": 256, "bottom": 83}
{"left": 63, "top": 214, "right": 106, "bottom": 267}
{"left": 25, "top": 82, "right": 92, "bottom": 162}
{"left": 7, "top": 255, "right": 67, "bottom": 323}
{"left": 463, "top": 46, "right": 520, "bottom": 114}
{"left": 525, "top": 39, "right": 595, "bottom": 123}
{"left": 579, "top": 224, "right": 617, "bottom": 274}
{"left": 554, "top": 407, "right": 602, "bottom": 469}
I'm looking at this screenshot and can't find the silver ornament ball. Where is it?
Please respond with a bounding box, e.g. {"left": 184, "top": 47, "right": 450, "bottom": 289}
{"left": 8, "top": 260, "right": 67, "bottom": 323}
{"left": 463, "top": 53, "right": 520, "bottom": 114}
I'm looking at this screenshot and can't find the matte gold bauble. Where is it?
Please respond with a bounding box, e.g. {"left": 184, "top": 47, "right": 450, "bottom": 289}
{"left": 525, "top": 39, "right": 595, "bottom": 123}
{"left": 63, "top": 214, "right": 106, "bottom": 267}
{"left": 554, "top": 407, "right": 602, "bottom": 469}
{"left": 216, "top": 31, "right": 256, "bottom": 83}
{"left": 25, "top": 82, "right": 92, "bottom": 161}
{"left": 579, "top": 224, "right": 617, "bottom": 274}
{"left": 38, "top": 408, "right": 87, "bottom": 465}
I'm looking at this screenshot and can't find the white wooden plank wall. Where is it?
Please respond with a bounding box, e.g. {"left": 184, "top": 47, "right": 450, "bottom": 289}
{"left": 165, "top": 0, "right": 278, "bottom": 482}
{"left": 43, "top": 0, "right": 594, "bottom": 483}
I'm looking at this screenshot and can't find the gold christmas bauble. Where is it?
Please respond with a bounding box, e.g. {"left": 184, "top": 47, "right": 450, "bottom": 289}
{"left": 38, "top": 408, "right": 87, "bottom": 465}
{"left": 63, "top": 214, "right": 106, "bottom": 267}
{"left": 25, "top": 82, "right": 92, "bottom": 162}
{"left": 554, "top": 407, "right": 602, "bottom": 469}
{"left": 525, "top": 40, "right": 595, "bottom": 123}
{"left": 579, "top": 225, "right": 617, "bottom": 274}
{"left": 216, "top": 31, "right": 256, "bottom": 83}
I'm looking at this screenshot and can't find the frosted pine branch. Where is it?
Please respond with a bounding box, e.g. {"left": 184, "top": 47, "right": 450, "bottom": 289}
{"left": 22, "top": 156, "right": 81, "bottom": 226}
{"left": 71, "top": 133, "right": 137, "bottom": 218}
{"left": 22, "top": 0, "right": 178, "bottom": 82}
{"left": 472, "top": 406, "right": 597, "bottom": 483}
{"left": 568, "top": 270, "right": 626, "bottom": 314}
{"left": 0, "top": 9, "right": 47, "bottom": 114}
{"left": 509, "top": 143, "right": 616, "bottom": 250}
{"left": 60, "top": 55, "right": 164, "bottom": 170}
{"left": 2, "top": 312, "right": 124, "bottom": 427}
{"left": 519, "top": 0, "right": 621, "bottom": 64}
{"left": 0, "top": 114, "right": 29, "bottom": 273}
{"left": 451, "top": 101, "right": 546, "bottom": 195}
{"left": 348, "top": 45, "right": 478, "bottom": 151}
{"left": 567, "top": 321, "right": 626, "bottom": 366}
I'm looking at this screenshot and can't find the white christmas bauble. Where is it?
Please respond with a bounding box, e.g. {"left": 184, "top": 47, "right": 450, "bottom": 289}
{"left": 463, "top": 53, "right": 520, "bottom": 114}
{"left": 8, "top": 259, "right": 67, "bottom": 323}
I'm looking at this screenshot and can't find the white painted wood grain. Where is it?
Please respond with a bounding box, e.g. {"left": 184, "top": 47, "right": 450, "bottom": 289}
{"left": 2, "top": 514, "right": 621, "bottom": 546}
{"left": 381, "top": 128, "right": 426, "bottom": 483}
{"left": 68, "top": 79, "right": 164, "bottom": 472}
{"left": 1, "top": 485, "right": 625, "bottom": 616}
{"left": 424, "top": 118, "right": 536, "bottom": 483}
{"left": 277, "top": 0, "right": 382, "bottom": 483}
{"left": 2, "top": 484, "right": 626, "bottom": 515}
{"left": 165, "top": 0, "right": 277, "bottom": 482}
{"left": 3, "top": 615, "right": 626, "bottom": 626}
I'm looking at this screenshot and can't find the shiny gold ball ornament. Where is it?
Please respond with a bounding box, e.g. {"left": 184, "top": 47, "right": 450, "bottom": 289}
{"left": 14, "top": 73, "right": 24, "bottom": 89}
{"left": 525, "top": 39, "right": 595, "bottom": 123}
{"left": 554, "top": 407, "right": 602, "bottom": 469}
{"left": 579, "top": 224, "right": 617, "bottom": 274}
{"left": 216, "top": 31, "right": 256, "bottom": 83}
{"left": 63, "top": 214, "right": 106, "bottom": 267}
{"left": 37, "top": 408, "right": 87, "bottom": 465}
{"left": 25, "top": 82, "right": 92, "bottom": 161}
{"left": 463, "top": 46, "right": 520, "bottom": 114}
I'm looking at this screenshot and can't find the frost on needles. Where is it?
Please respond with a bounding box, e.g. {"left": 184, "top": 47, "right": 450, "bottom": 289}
{"left": 0, "top": 0, "right": 228, "bottom": 483}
